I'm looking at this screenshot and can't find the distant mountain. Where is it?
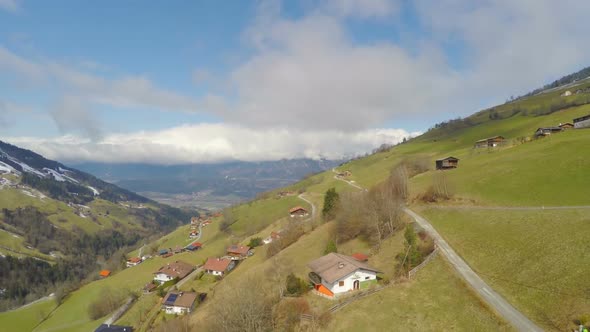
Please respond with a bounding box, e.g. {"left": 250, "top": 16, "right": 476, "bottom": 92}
{"left": 73, "top": 159, "right": 345, "bottom": 208}
{"left": 520, "top": 65, "right": 590, "bottom": 98}
{"left": 0, "top": 140, "right": 195, "bottom": 310}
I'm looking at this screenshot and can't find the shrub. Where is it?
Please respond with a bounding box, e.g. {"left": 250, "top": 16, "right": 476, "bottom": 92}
{"left": 323, "top": 240, "right": 337, "bottom": 255}
{"left": 285, "top": 273, "right": 308, "bottom": 296}
{"left": 247, "top": 237, "right": 263, "bottom": 248}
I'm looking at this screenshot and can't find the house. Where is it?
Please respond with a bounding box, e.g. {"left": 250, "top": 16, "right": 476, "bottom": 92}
{"left": 190, "top": 217, "right": 199, "bottom": 229}
{"left": 126, "top": 257, "right": 142, "bottom": 268}
{"left": 226, "top": 245, "right": 252, "bottom": 260}
{"left": 189, "top": 230, "right": 199, "bottom": 238}
{"left": 573, "top": 114, "right": 590, "bottom": 129}
{"left": 99, "top": 270, "right": 111, "bottom": 278}
{"left": 559, "top": 122, "right": 574, "bottom": 129}
{"left": 308, "top": 253, "right": 381, "bottom": 298}
{"left": 336, "top": 170, "right": 352, "bottom": 177}
{"left": 474, "top": 136, "right": 505, "bottom": 148}
{"left": 143, "top": 282, "right": 157, "bottom": 293}
{"left": 161, "top": 291, "right": 198, "bottom": 315}
{"left": 535, "top": 127, "right": 562, "bottom": 137}
{"left": 158, "top": 249, "right": 169, "bottom": 256}
{"left": 435, "top": 157, "right": 459, "bottom": 170}
{"left": 186, "top": 242, "right": 202, "bottom": 251}
{"left": 153, "top": 260, "right": 194, "bottom": 284}
{"left": 94, "top": 324, "right": 134, "bottom": 332}
{"left": 289, "top": 206, "right": 309, "bottom": 218}
{"left": 561, "top": 90, "right": 572, "bottom": 97}
{"left": 203, "top": 257, "right": 236, "bottom": 276}
{"left": 263, "top": 231, "right": 281, "bottom": 244}
{"left": 351, "top": 253, "right": 369, "bottom": 262}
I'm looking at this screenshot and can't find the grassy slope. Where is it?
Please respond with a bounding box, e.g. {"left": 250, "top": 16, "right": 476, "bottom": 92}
{"left": 0, "top": 298, "right": 56, "bottom": 332}
{"left": 417, "top": 207, "right": 590, "bottom": 330}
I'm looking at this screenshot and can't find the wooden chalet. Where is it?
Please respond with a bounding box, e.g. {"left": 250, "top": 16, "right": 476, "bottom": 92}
{"left": 289, "top": 206, "right": 309, "bottom": 217}
{"left": 474, "top": 136, "right": 505, "bottom": 148}
{"left": 226, "top": 245, "right": 252, "bottom": 260}
{"left": 534, "top": 127, "right": 562, "bottom": 137}
{"left": 559, "top": 123, "right": 574, "bottom": 129}
{"left": 435, "top": 157, "right": 459, "bottom": 170}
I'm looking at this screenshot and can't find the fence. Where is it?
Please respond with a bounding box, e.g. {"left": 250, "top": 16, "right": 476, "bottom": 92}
{"left": 407, "top": 247, "right": 439, "bottom": 279}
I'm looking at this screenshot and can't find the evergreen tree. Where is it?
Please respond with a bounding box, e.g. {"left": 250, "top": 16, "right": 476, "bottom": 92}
{"left": 322, "top": 187, "right": 340, "bottom": 220}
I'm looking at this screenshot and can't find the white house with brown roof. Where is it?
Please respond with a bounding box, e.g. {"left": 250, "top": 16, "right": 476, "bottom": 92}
{"left": 162, "top": 291, "right": 198, "bottom": 315}
{"left": 308, "top": 253, "right": 380, "bottom": 298}
{"left": 289, "top": 206, "right": 309, "bottom": 218}
{"left": 203, "top": 257, "right": 236, "bottom": 276}
{"left": 153, "top": 260, "right": 194, "bottom": 284}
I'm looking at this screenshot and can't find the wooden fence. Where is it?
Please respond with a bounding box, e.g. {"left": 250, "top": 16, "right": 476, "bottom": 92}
{"left": 407, "top": 247, "right": 438, "bottom": 279}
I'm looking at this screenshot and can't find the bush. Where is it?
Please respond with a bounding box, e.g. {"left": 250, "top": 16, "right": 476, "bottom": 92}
{"left": 247, "top": 237, "right": 263, "bottom": 248}
{"left": 285, "top": 274, "right": 309, "bottom": 296}
{"left": 323, "top": 240, "right": 337, "bottom": 255}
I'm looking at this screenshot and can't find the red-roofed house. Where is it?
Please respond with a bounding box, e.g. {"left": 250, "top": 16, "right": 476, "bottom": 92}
{"left": 226, "top": 245, "right": 252, "bottom": 260}
{"left": 289, "top": 206, "right": 309, "bottom": 218}
{"left": 126, "top": 257, "right": 142, "bottom": 268}
{"left": 203, "top": 258, "right": 235, "bottom": 276}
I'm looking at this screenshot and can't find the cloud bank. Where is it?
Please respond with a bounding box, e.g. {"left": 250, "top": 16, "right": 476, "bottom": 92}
{"left": 2, "top": 125, "right": 419, "bottom": 164}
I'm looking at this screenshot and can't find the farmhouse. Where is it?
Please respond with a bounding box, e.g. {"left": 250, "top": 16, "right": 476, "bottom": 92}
{"left": 573, "top": 114, "right": 590, "bottom": 129}
{"left": 203, "top": 257, "right": 235, "bottom": 276}
{"left": 435, "top": 157, "right": 459, "bottom": 170}
{"left": 559, "top": 122, "right": 574, "bottom": 129}
{"left": 534, "top": 127, "right": 562, "bottom": 137}
{"left": 289, "top": 206, "right": 309, "bottom": 218}
{"left": 308, "top": 253, "right": 381, "bottom": 298}
{"left": 161, "top": 291, "right": 198, "bottom": 315}
{"left": 474, "top": 136, "right": 505, "bottom": 148}
{"left": 561, "top": 90, "right": 572, "bottom": 97}
{"left": 153, "top": 260, "right": 194, "bottom": 284}
{"left": 226, "top": 245, "right": 252, "bottom": 260}
{"left": 126, "top": 257, "right": 142, "bottom": 268}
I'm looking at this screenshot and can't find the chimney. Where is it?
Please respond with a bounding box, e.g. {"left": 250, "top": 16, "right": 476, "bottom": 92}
{"left": 338, "top": 262, "right": 345, "bottom": 269}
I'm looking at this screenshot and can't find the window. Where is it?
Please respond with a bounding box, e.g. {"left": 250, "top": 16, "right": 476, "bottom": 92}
{"left": 339, "top": 281, "right": 344, "bottom": 287}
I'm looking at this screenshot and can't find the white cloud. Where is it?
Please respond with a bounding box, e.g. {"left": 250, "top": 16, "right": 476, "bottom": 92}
{"left": 1, "top": 124, "right": 418, "bottom": 164}
{"left": 320, "top": 0, "right": 399, "bottom": 18}
{"left": 0, "top": 0, "right": 18, "bottom": 12}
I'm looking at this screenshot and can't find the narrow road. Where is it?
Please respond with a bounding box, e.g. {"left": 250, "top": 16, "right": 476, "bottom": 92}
{"left": 404, "top": 208, "right": 542, "bottom": 332}
{"left": 331, "top": 168, "right": 365, "bottom": 191}
{"left": 104, "top": 296, "right": 134, "bottom": 325}
{"left": 297, "top": 193, "right": 316, "bottom": 220}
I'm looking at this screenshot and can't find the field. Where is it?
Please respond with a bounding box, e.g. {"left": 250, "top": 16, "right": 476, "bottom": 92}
{"left": 416, "top": 207, "right": 590, "bottom": 331}
{"left": 0, "top": 298, "right": 56, "bottom": 332}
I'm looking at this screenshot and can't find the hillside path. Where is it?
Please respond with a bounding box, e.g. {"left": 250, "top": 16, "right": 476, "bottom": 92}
{"left": 331, "top": 168, "right": 365, "bottom": 191}
{"left": 298, "top": 193, "right": 316, "bottom": 220}
{"left": 404, "top": 208, "right": 543, "bottom": 332}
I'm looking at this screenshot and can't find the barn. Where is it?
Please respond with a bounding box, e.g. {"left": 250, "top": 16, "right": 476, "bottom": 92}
{"left": 435, "top": 157, "right": 459, "bottom": 170}
{"left": 573, "top": 114, "right": 590, "bottom": 129}
{"left": 474, "top": 136, "right": 505, "bottom": 148}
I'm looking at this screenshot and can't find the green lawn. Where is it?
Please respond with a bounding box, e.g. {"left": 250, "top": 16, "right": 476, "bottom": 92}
{"left": 417, "top": 207, "right": 590, "bottom": 331}
{"left": 0, "top": 298, "right": 56, "bottom": 332}
{"left": 326, "top": 256, "right": 512, "bottom": 332}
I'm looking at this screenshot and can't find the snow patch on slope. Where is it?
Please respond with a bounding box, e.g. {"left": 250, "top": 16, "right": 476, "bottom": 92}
{"left": 87, "top": 186, "right": 99, "bottom": 196}
{"left": 43, "top": 168, "right": 66, "bottom": 182}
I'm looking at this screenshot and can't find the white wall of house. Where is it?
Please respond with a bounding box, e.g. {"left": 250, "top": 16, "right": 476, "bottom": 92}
{"left": 206, "top": 269, "right": 224, "bottom": 276}
{"left": 574, "top": 118, "right": 590, "bottom": 129}
{"left": 154, "top": 273, "right": 174, "bottom": 283}
{"left": 163, "top": 305, "right": 191, "bottom": 315}
{"left": 323, "top": 269, "right": 377, "bottom": 295}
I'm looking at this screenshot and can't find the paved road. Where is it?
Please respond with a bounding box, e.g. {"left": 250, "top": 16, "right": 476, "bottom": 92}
{"left": 423, "top": 204, "right": 590, "bottom": 211}
{"left": 331, "top": 168, "right": 365, "bottom": 191}
{"left": 404, "top": 208, "right": 543, "bottom": 332}
{"left": 297, "top": 193, "right": 317, "bottom": 220}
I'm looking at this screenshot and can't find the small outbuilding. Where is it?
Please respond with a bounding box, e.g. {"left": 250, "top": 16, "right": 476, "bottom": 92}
{"left": 559, "top": 123, "right": 574, "bottom": 129}
{"left": 474, "top": 136, "right": 505, "bottom": 148}
{"left": 435, "top": 157, "right": 459, "bottom": 170}
{"left": 99, "top": 270, "right": 111, "bottom": 278}
{"left": 534, "top": 127, "right": 562, "bottom": 137}
{"left": 573, "top": 114, "right": 590, "bottom": 129}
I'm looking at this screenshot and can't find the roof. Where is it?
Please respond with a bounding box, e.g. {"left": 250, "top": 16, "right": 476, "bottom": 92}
{"left": 559, "top": 123, "right": 573, "bottom": 127}
{"left": 127, "top": 257, "right": 141, "bottom": 263}
{"left": 351, "top": 253, "right": 369, "bottom": 262}
{"left": 99, "top": 270, "right": 111, "bottom": 277}
{"left": 163, "top": 291, "right": 198, "bottom": 308}
{"left": 435, "top": 156, "right": 459, "bottom": 162}
{"left": 227, "top": 244, "right": 250, "bottom": 255}
{"left": 536, "top": 127, "right": 562, "bottom": 132}
{"left": 573, "top": 114, "right": 590, "bottom": 122}
{"left": 307, "top": 253, "right": 381, "bottom": 284}
{"left": 289, "top": 206, "right": 308, "bottom": 213}
{"left": 475, "top": 136, "right": 505, "bottom": 143}
{"left": 203, "top": 257, "right": 232, "bottom": 272}
{"left": 153, "top": 260, "right": 194, "bottom": 279}
{"left": 94, "top": 324, "right": 134, "bottom": 332}
{"left": 191, "top": 242, "right": 202, "bottom": 247}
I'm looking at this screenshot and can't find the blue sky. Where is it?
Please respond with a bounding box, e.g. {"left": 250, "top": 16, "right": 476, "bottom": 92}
{"left": 1, "top": 0, "right": 589, "bottom": 164}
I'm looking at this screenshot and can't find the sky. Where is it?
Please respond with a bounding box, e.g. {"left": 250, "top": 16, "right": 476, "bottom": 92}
{"left": 1, "top": 0, "right": 590, "bottom": 164}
